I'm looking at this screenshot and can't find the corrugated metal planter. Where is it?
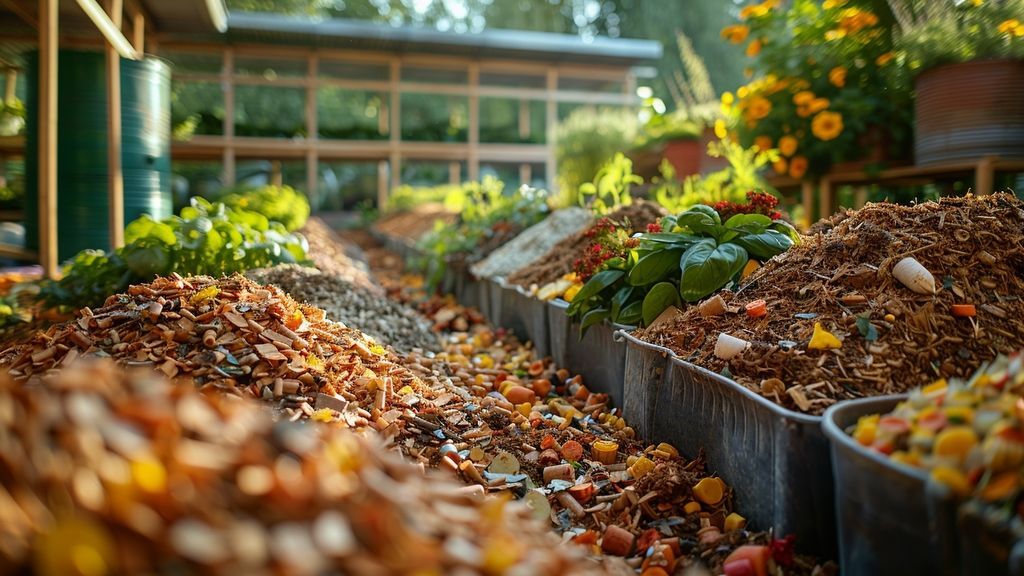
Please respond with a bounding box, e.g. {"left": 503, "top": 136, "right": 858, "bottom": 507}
{"left": 915, "top": 59, "right": 1024, "bottom": 165}
{"left": 620, "top": 332, "right": 836, "bottom": 557}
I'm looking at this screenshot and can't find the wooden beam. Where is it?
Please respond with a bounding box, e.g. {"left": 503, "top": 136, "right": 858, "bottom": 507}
{"left": 130, "top": 8, "right": 144, "bottom": 53}
{"left": 1, "top": 0, "right": 37, "bottom": 28}
{"left": 975, "top": 156, "right": 995, "bottom": 196}
{"left": 39, "top": 0, "right": 58, "bottom": 277}
{"left": 106, "top": 0, "right": 124, "bottom": 249}
{"left": 377, "top": 160, "right": 388, "bottom": 210}
{"left": 800, "top": 180, "right": 814, "bottom": 231}
{"left": 75, "top": 0, "right": 139, "bottom": 60}
{"left": 545, "top": 68, "right": 557, "bottom": 192}
{"left": 305, "top": 53, "right": 318, "bottom": 209}
{"left": 388, "top": 58, "right": 400, "bottom": 192}
{"left": 3, "top": 69, "right": 15, "bottom": 103}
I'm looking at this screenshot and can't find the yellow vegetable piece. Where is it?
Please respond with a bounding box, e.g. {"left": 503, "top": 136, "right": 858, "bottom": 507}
{"left": 683, "top": 501, "right": 702, "bottom": 515}
{"left": 397, "top": 385, "right": 415, "bottom": 396}
{"left": 853, "top": 415, "right": 879, "bottom": 446}
{"left": 483, "top": 534, "right": 523, "bottom": 572}
{"left": 131, "top": 457, "right": 167, "bottom": 493}
{"left": 933, "top": 426, "right": 978, "bottom": 460}
{"left": 563, "top": 283, "right": 583, "bottom": 302}
{"left": 474, "top": 355, "right": 495, "bottom": 369}
{"left": 515, "top": 403, "right": 532, "bottom": 417}
{"left": 725, "top": 512, "right": 747, "bottom": 531}
{"left": 656, "top": 442, "right": 679, "bottom": 458}
{"left": 943, "top": 406, "right": 975, "bottom": 424}
{"left": 808, "top": 322, "right": 842, "bottom": 350}
{"left": 693, "top": 477, "right": 725, "bottom": 506}
{"left": 741, "top": 259, "right": 760, "bottom": 280}
{"left": 629, "top": 456, "right": 656, "bottom": 479}
{"left": 930, "top": 466, "right": 971, "bottom": 497}
{"left": 889, "top": 450, "right": 921, "bottom": 468}
{"left": 311, "top": 408, "right": 334, "bottom": 422}
{"left": 305, "top": 354, "right": 324, "bottom": 371}
{"left": 189, "top": 286, "right": 220, "bottom": 305}
{"left": 922, "top": 379, "right": 948, "bottom": 397}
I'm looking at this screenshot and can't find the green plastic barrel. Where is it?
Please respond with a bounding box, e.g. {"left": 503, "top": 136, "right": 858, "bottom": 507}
{"left": 25, "top": 50, "right": 172, "bottom": 262}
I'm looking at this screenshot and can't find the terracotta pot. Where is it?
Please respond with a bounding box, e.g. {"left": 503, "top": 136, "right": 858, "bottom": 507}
{"left": 914, "top": 58, "right": 1024, "bottom": 166}
{"left": 663, "top": 137, "right": 702, "bottom": 177}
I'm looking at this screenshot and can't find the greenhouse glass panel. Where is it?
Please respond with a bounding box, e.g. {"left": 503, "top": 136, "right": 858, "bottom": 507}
{"left": 402, "top": 65, "right": 467, "bottom": 85}
{"left": 235, "top": 56, "right": 307, "bottom": 79}
{"left": 317, "top": 88, "right": 389, "bottom": 140}
{"left": 558, "top": 76, "right": 624, "bottom": 93}
{"left": 318, "top": 160, "right": 382, "bottom": 211}
{"left": 400, "top": 93, "right": 468, "bottom": 142}
{"left": 234, "top": 85, "right": 306, "bottom": 138}
{"left": 479, "top": 71, "right": 545, "bottom": 89}
{"left": 235, "top": 159, "right": 307, "bottom": 193}
{"left": 478, "top": 162, "right": 520, "bottom": 186}
{"left": 163, "top": 51, "right": 222, "bottom": 75}
{"left": 479, "top": 97, "right": 545, "bottom": 144}
{"left": 319, "top": 60, "right": 390, "bottom": 82}
{"left": 171, "top": 80, "right": 225, "bottom": 139}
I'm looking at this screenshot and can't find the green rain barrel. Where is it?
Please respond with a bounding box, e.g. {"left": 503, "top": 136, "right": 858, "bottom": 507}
{"left": 25, "top": 49, "right": 172, "bottom": 261}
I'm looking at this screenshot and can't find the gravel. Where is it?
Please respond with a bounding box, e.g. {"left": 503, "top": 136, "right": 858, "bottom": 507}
{"left": 246, "top": 265, "right": 441, "bottom": 354}
{"left": 469, "top": 207, "right": 592, "bottom": 280}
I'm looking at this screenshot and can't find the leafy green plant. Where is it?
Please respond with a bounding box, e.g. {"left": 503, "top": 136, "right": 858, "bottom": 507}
{"left": 385, "top": 182, "right": 469, "bottom": 213}
{"left": 567, "top": 202, "right": 798, "bottom": 332}
{"left": 555, "top": 106, "right": 638, "bottom": 205}
{"left": 40, "top": 197, "right": 310, "bottom": 310}
{"left": 651, "top": 138, "right": 778, "bottom": 213}
{"left": 218, "top": 185, "right": 310, "bottom": 232}
{"left": 413, "top": 178, "right": 549, "bottom": 289}
{"left": 578, "top": 153, "right": 643, "bottom": 215}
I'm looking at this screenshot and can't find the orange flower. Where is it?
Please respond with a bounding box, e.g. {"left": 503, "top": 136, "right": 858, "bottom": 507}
{"left": 754, "top": 135, "right": 773, "bottom": 151}
{"left": 721, "top": 24, "right": 750, "bottom": 44}
{"left": 829, "top": 66, "right": 847, "bottom": 88}
{"left": 808, "top": 98, "right": 830, "bottom": 114}
{"left": 876, "top": 52, "right": 895, "bottom": 66}
{"left": 746, "top": 96, "right": 772, "bottom": 120}
{"left": 812, "top": 111, "right": 844, "bottom": 141}
{"left": 792, "top": 91, "right": 815, "bottom": 105}
{"left": 746, "top": 39, "right": 763, "bottom": 57}
{"left": 773, "top": 157, "right": 788, "bottom": 175}
{"left": 789, "top": 156, "right": 809, "bottom": 179}
{"left": 778, "top": 135, "right": 798, "bottom": 157}
{"left": 839, "top": 8, "right": 878, "bottom": 34}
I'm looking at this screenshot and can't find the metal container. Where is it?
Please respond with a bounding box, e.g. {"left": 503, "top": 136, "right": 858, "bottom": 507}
{"left": 514, "top": 286, "right": 550, "bottom": 358}
{"left": 491, "top": 279, "right": 541, "bottom": 351}
{"left": 823, "top": 396, "right": 960, "bottom": 575}
{"left": 546, "top": 299, "right": 628, "bottom": 406}
{"left": 914, "top": 59, "right": 1024, "bottom": 165}
{"left": 958, "top": 500, "right": 1024, "bottom": 576}
{"left": 619, "top": 332, "right": 837, "bottom": 557}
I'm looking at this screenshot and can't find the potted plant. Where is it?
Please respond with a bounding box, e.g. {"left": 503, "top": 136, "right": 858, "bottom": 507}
{"left": 722, "top": 0, "right": 913, "bottom": 179}
{"left": 890, "top": 0, "right": 1024, "bottom": 165}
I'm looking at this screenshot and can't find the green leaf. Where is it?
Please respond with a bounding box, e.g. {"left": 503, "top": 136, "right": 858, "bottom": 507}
{"left": 731, "top": 229, "right": 794, "bottom": 260}
{"left": 856, "top": 315, "right": 879, "bottom": 341}
{"left": 603, "top": 256, "right": 628, "bottom": 270}
{"left": 642, "top": 282, "right": 680, "bottom": 326}
{"left": 771, "top": 220, "right": 801, "bottom": 242}
{"left": 724, "top": 213, "right": 772, "bottom": 234}
{"left": 616, "top": 301, "right": 643, "bottom": 327}
{"left": 571, "top": 269, "right": 624, "bottom": 306}
{"left": 675, "top": 209, "right": 722, "bottom": 238}
{"left": 640, "top": 232, "right": 693, "bottom": 244}
{"left": 678, "top": 239, "right": 748, "bottom": 302}
{"left": 682, "top": 204, "right": 722, "bottom": 225}
{"left": 125, "top": 215, "right": 177, "bottom": 245}
{"left": 628, "top": 248, "right": 684, "bottom": 286}
{"left": 579, "top": 308, "right": 610, "bottom": 339}
{"left": 610, "top": 285, "right": 638, "bottom": 320}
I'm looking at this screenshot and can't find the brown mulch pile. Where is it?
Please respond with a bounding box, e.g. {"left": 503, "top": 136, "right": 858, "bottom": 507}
{"left": 507, "top": 201, "right": 668, "bottom": 289}
{"left": 301, "top": 217, "right": 379, "bottom": 294}
{"left": 373, "top": 203, "right": 458, "bottom": 244}
{"left": 637, "top": 194, "right": 1024, "bottom": 415}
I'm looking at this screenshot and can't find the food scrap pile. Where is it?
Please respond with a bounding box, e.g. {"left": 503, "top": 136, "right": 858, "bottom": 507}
{"left": 246, "top": 264, "right": 440, "bottom": 354}
{"left": 0, "top": 361, "right": 598, "bottom": 575}
{"left": 638, "top": 194, "right": 1024, "bottom": 415}
{"left": 508, "top": 201, "right": 667, "bottom": 291}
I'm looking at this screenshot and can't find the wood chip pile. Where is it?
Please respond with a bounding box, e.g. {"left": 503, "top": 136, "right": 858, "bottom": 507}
{"left": 638, "top": 194, "right": 1024, "bottom": 415}
{"left": 0, "top": 360, "right": 600, "bottom": 575}
{"left": 300, "top": 217, "right": 379, "bottom": 294}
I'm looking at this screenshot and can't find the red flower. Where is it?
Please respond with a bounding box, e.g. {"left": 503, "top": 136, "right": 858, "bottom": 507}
{"left": 646, "top": 222, "right": 662, "bottom": 233}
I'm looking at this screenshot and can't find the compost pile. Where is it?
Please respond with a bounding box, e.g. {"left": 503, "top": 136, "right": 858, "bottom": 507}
{"left": 508, "top": 201, "right": 667, "bottom": 290}
{"left": 470, "top": 207, "right": 592, "bottom": 280}
{"left": 0, "top": 274, "right": 428, "bottom": 426}
{"left": 246, "top": 264, "right": 440, "bottom": 354}
{"left": 373, "top": 203, "right": 457, "bottom": 244}
{"left": 638, "top": 194, "right": 1024, "bottom": 415}
{"left": 0, "top": 360, "right": 599, "bottom": 576}
{"left": 300, "top": 217, "right": 379, "bottom": 294}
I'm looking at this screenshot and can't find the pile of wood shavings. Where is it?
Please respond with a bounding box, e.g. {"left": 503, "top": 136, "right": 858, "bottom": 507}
{"left": 0, "top": 360, "right": 599, "bottom": 575}
{"left": 638, "top": 194, "right": 1024, "bottom": 415}
{"left": 300, "top": 217, "right": 380, "bottom": 294}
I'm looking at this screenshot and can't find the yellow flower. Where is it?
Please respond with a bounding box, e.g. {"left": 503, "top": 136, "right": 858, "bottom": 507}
{"left": 754, "top": 135, "right": 773, "bottom": 151}
{"left": 721, "top": 91, "right": 735, "bottom": 106}
{"left": 970, "top": 0, "right": 983, "bottom": 5}
{"left": 793, "top": 91, "right": 815, "bottom": 105}
{"left": 721, "top": 24, "right": 751, "bottom": 44}
{"left": 808, "top": 97, "right": 831, "bottom": 114}
{"left": 739, "top": 4, "right": 767, "bottom": 19}
{"left": 746, "top": 38, "right": 763, "bottom": 57}
{"left": 829, "top": 66, "right": 847, "bottom": 88}
{"left": 737, "top": 85, "right": 750, "bottom": 98}
{"left": 823, "top": 0, "right": 847, "bottom": 8}
{"left": 812, "top": 111, "right": 844, "bottom": 141}
{"left": 714, "top": 119, "right": 728, "bottom": 139}
{"left": 997, "top": 19, "right": 1024, "bottom": 36}
{"left": 789, "top": 155, "right": 809, "bottom": 179}
{"left": 778, "top": 135, "right": 798, "bottom": 157}
{"left": 825, "top": 28, "right": 847, "bottom": 41}
{"left": 876, "top": 52, "right": 895, "bottom": 66}
{"left": 772, "top": 157, "right": 788, "bottom": 175}
{"left": 746, "top": 96, "right": 772, "bottom": 120}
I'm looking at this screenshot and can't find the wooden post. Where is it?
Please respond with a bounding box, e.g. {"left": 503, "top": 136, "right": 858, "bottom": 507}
{"left": 800, "top": 180, "right": 814, "bottom": 231}
{"left": 377, "top": 160, "right": 388, "bottom": 210}
{"left": 105, "top": 0, "right": 124, "bottom": 249}
{"left": 818, "top": 178, "right": 833, "bottom": 221}
{"left": 130, "top": 8, "right": 144, "bottom": 53}
{"left": 39, "top": 0, "right": 58, "bottom": 277}
{"left": 975, "top": 156, "right": 995, "bottom": 196}
{"left": 222, "top": 48, "right": 235, "bottom": 185}
{"left": 545, "top": 68, "right": 557, "bottom": 192}
{"left": 388, "top": 58, "right": 400, "bottom": 194}
{"left": 305, "top": 53, "right": 318, "bottom": 210}
{"left": 853, "top": 185, "right": 868, "bottom": 209}
{"left": 3, "top": 69, "right": 15, "bottom": 103}
{"left": 270, "top": 160, "right": 282, "bottom": 186}
{"left": 518, "top": 98, "right": 530, "bottom": 141}
{"left": 467, "top": 63, "right": 479, "bottom": 182}
{"left": 519, "top": 163, "right": 530, "bottom": 187}
{"left": 448, "top": 161, "right": 461, "bottom": 185}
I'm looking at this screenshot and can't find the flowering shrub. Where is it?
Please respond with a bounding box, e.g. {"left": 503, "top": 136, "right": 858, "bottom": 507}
{"left": 708, "top": 191, "right": 783, "bottom": 221}
{"left": 573, "top": 217, "right": 636, "bottom": 282}
{"left": 721, "top": 0, "right": 912, "bottom": 179}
